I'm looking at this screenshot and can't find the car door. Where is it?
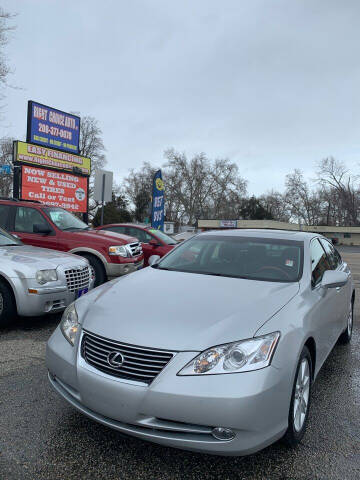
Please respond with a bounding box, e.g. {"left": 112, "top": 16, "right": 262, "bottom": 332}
{"left": 11, "top": 206, "right": 58, "bottom": 249}
{"left": 309, "top": 238, "right": 341, "bottom": 367}
{"left": 319, "top": 238, "right": 351, "bottom": 336}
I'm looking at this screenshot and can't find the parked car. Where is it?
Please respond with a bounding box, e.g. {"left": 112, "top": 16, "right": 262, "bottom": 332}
{"left": 46, "top": 229, "right": 354, "bottom": 456}
{"left": 0, "top": 199, "right": 144, "bottom": 287}
{"left": 0, "top": 226, "right": 94, "bottom": 327}
{"left": 94, "top": 223, "right": 177, "bottom": 266}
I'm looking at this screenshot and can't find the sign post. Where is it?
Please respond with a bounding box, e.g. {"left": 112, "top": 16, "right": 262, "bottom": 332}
{"left": 94, "top": 169, "right": 113, "bottom": 226}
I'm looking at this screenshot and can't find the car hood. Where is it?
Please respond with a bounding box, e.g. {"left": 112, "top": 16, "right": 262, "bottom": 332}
{"left": 79, "top": 267, "right": 299, "bottom": 351}
{"left": 65, "top": 229, "right": 137, "bottom": 245}
{"left": 0, "top": 244, "right": 87, "bottom": 276}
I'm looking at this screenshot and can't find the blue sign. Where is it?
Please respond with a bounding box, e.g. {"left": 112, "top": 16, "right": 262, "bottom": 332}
{"left": 151, "top": 170, "right": 165, "bottom": 230}
{"left": 0, "top": 165, "right": 11, "bottom": 175}
{"left": 27, "top": 101, "right": 80, "bottom": 154}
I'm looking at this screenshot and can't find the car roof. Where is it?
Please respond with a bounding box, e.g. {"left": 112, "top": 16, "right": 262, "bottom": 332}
{"left": 199, "top": 229, "right": 319, "bottom": 241}
{"left": 0, "top": 198, "right": 43, "bottom": 208}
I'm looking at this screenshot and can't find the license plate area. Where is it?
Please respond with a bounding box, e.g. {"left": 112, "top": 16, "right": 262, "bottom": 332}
{"left": 77, "top": 288, "right": 88, "bottom": 298}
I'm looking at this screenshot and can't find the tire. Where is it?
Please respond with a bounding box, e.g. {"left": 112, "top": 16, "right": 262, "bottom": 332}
{"left": 283, "top": 346, "right": 312, "bottom": 448}
{"left": 80, "top": 254, "right": 106, "bottom": 287}
{"left": 0, "top": 279, "right": 17, "bottom": 328}
{"left": 338, "top": 298, "right": 354, "bottom": 345}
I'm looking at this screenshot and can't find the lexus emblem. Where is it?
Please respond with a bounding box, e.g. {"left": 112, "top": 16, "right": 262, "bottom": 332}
{"left": 107, "top": 351, "right": 124, "bottom": 368}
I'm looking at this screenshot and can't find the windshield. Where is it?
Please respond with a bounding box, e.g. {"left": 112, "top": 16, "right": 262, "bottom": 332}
{"left": 44, "top": 207, "right": 89, "bottom": 231}
{"left": 148, "top": 228, "right": 177, "bottom": 245}
{"left": 0, "top": 227, "right": 22, "bottom": 246}
{"left": 156, "top": 235, "right": 303, "bottom": 282}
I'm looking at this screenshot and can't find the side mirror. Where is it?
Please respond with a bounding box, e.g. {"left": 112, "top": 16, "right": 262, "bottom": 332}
{"left": 321, "top": 270, "right": 348, "bottom": 289}
{"left": 33, "top": 224, "right": 52, "bottom": 235}
{"left": 148, "top": 255, "right": 161, "bottom": 266}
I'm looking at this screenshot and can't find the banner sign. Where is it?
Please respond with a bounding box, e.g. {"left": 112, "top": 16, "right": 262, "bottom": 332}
{"left": 151, "top": 169, "right": 165, "bottom": 230}
{"left": 27, "top": 101, "right": 80, "bottom": 154}
{"left": 220, "top": 220, "right": 237, "bottom": 228}
{"left": 14, "top": 141, "right": 91, "bottom": 176}
{"left": 0, "top": 165, "right": 11, "bottom": 175}
{"left": 21, "top": 165, "right": 88, "bottom": 213}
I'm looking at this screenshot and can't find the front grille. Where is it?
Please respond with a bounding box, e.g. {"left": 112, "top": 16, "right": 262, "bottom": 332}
{"left": 81, "top": 331, "right": 174, "bottom": 385}
{"left": 65, "top": 266, "right": 90, "bottom": 292}
{"left": 127, "top": 242, "right": 142, "bottom": 257}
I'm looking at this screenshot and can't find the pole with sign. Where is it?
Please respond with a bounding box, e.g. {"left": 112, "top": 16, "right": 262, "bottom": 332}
{"left": 151, "top": 169, "right": 165, "bottom": 231}
{"left": 94, "top": 169, "right": 113, "bottom": 225}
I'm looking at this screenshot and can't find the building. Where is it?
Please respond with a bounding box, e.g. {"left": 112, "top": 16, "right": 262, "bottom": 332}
{"left": 198, "top": 219, "right": 360, "bottom": 245}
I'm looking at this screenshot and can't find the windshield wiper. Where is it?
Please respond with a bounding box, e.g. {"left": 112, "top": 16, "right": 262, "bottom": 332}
{"left": 0, "top": 244, "right": 21, "bottom": 247}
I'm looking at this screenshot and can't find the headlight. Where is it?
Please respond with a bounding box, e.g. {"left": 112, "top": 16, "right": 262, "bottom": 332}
{"left": 60, "top": 303, "right": 79, "bottom": 346}
{"left": 109, "top": 245, "right": 129, "bottom": 257}
{"left": 178, "top": 332, "right": 280, "bottom": 376}
{"left": 35, "top": 269, "right": 58, "bottom": 285}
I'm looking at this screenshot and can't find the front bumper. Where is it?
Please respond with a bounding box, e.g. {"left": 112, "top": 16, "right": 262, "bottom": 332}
{"left": 106, "top": 259, "right": 144, "bottom": 279}
{"left": 46, "top": 328, "right": 290, "bottom": 456}
{"left": 14, "top": 280, "right": 78, "bottom": 316}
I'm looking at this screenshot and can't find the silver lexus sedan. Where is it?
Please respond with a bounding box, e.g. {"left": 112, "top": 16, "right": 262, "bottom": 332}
{"left": 46, "top": 230, "right": 354, "bottom": 456}
{"left": 0, "top": 227, "right": 93, "bottom": 327}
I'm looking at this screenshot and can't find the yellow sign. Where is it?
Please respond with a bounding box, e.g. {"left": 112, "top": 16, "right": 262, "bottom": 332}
{"left": 14, "top": 141, "right": 91, "bottom": 176}
{"left": 156, "top": 177, "right": 164, "bottom": 191}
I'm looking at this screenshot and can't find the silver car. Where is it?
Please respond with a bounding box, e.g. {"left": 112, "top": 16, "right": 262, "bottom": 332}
{"left": 46, "top": 229, "right": 354, "bottom": 455}
{"left": 0, "top": 227, "right": 94, "bottom": 327}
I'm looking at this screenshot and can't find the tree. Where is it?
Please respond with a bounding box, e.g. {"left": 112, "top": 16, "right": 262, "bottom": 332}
{"left": 163, "top": 149, "right": 247, "bottom": 225}
{"left": 317, "top": 157, "right": 359, "bottom": 226}
{"left": 284, "top": 169, "right": 321, "bottom": 225}
{"left": 0, "top": 8, "right": 15, "bottom": 109}
{"left": 124, "top": 162, "right": 157, "bottom": 222}
{"left": 0, "top": 136, "right": 14, "bottom": 196}
{"left": 76, "top": 115, "right": 107, "bottom": 220}
{"left": 92, "top": 193, "right": 132, "bottom": 227}
{"left": 259, "top": 190, "right": 290, "bottom": 222}
{"left": 239, "top": 196, "right": 274, "bottom": 220}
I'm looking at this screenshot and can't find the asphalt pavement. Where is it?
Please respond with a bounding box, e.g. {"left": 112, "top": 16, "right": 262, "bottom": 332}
{"left": 1, "top": 250, "right": 359, "bottom": 479}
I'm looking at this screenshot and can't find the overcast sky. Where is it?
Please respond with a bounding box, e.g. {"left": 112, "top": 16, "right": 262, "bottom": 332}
{"left": 1, "top": 0, "right": 360, "bottom": 195}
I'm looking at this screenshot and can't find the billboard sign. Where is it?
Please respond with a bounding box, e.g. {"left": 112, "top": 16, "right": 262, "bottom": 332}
{"left": 21, "top": 165, "right": 88, "bottom": 212}
{"left": 27, "top": 101, "right": 80, "bottom": 154}
{"left": 151, "top": 169, "right": 165, "bottom": 230}
{"left": 14, "top": 141, "right": 91, "bottom": 176}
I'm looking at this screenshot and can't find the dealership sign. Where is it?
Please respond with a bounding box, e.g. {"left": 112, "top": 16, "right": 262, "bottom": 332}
{"left": 27, "top": 101, "right": 80, "bottom": 154}
{"left": 14, "top": 141, "right": 91, "bottom": 176}
{"left": 220, "top": 220, "right": 237, "bottom": 228}
{"left": 21, "top": 166, "right": 88, "bottom": 212}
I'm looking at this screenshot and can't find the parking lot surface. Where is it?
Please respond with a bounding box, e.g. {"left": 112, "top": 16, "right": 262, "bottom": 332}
{"left": 1, "top": 247, "right": 359, "bottom": 480}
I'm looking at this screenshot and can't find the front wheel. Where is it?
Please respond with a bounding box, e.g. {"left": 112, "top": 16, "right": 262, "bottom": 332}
{"left": 338, "top": 299, "right": 354, "bottom": 344}
{"left": 283, "top": 346, "right": 312, "bottom": 448}
{"left": 0, "top": 280, "right": 16, "bottom": 328}
{"left": 80, "top": 254, "right": 106, "bottom": 287}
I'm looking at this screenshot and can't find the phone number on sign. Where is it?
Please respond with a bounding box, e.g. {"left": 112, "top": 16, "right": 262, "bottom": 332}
{"left": 38, "top": 123, "right": 72, "bottom": 140}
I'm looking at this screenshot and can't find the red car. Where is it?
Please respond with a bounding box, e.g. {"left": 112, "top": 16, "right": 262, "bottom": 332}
{"left": 0, "top": 199, "right": 144, "bottom": 287}
{"left": 95, "top": 224, "right": 177, "bottom": 266}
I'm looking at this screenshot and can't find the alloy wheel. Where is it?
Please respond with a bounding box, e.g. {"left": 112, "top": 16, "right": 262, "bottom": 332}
{"left": 293, "top": 358, "right": 310, "bottom": 432}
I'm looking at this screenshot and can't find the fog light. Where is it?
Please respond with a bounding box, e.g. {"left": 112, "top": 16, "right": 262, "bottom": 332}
{"left": 211, "top": 427, "right": 235, "bottom": 441}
